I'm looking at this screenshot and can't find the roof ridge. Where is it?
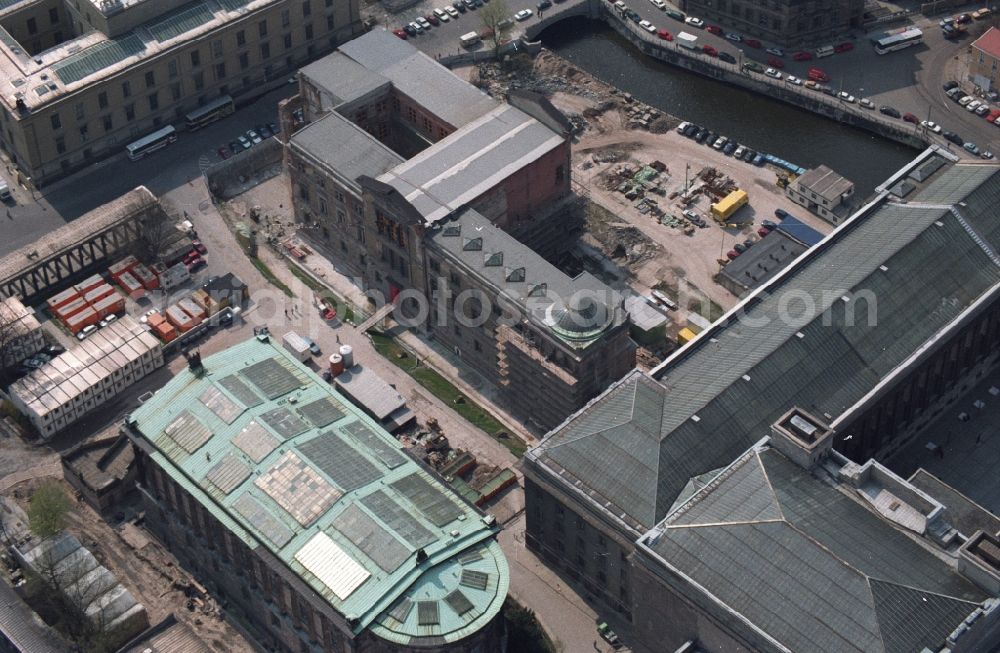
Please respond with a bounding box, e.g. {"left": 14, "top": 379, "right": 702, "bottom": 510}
{"left": 864, "top": 571, "right": 887, "bottom": 653}
{"left": 664, "top": 518, "right": 785, "bottom": 529}
{"left": 537, "top": 371, "right": 650, "bottom": 451}
{"left": 753, "top": 448, "right": 787, "bottom": 523}
{"left": 865, "top": 576, "right": 983, "bottom": 605}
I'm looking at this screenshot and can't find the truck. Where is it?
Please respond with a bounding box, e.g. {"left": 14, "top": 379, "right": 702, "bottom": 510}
{"left": 282, "top": 331, "right": 312, "bottom": 362}
{"left": 677, "top": 31, "right": 698, "bottom": 50}
{"left": 711, "top": 189, "right": 749, "bottom": 222}
{"left": 460, "top": 31, "right": 480, "bottom": 48}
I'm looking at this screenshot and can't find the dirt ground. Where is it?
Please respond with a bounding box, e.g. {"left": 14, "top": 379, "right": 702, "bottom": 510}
{"left": 464, "top": 51, "right": 835, "bottom": 331}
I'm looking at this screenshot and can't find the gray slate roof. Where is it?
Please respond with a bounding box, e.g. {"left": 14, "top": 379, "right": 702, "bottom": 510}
{"left": 530, "top": 159, "right": 1000, "bottom": 530}
{"left": 290, "top": 112, "right": 403, "bottom": 190}
{"left": 300, "top": 52, "right": 391, "bottom": 108}
{"left": 377, "top": 104, "right": 565, "bottom": 224}
{"left": 425, "top": 207, "right": 625, "bottom": 349}
{"left": 719, "top": 227, "right": 808, "bottom": 292}
{"left": 0, "top": 580, "right": 70, "bottom": 652}
{"left": 338, "top": 30, "right": 497, "bottom": 128}
{"left": 641, "top": 446, "right": 986, "bottom": 653}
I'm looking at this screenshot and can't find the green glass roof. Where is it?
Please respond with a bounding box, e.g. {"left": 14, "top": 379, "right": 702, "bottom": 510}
{"left": 129, "top": 336, "right": 506, "bottom": 642}
{"left": 52, "top": 34, "right": 145, "bottom": 85}
{"left": 147, "top": 2, "right": 215, "bottom": 43}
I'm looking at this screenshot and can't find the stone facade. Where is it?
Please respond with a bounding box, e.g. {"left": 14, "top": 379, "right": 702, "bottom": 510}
{"left": 678, "top": 0, "right": 863, "bottom": 47}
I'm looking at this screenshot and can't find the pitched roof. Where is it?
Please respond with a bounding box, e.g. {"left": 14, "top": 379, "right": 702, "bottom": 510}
{"left": 640, "top": 446, "right": 986, "bottom": 653}
{"left": 793, "top": 165, "right": 854, "bottom": 202}
{"left": 530, "top": 155, "right": 1000, "bottom": 530}
{"left": 290, "top": 112, "right": 403, "bottom": 190}
{"left": 973, "top": 26, "right": 1000, "bottom": 59}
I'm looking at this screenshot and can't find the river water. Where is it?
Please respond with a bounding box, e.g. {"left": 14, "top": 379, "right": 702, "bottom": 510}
{"left": 540, "top": 17, "right": 917, "bottom": 199}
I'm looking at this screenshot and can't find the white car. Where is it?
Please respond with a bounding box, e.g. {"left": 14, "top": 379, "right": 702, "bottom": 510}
{"left": 975, "top": 104, "right": 990, "bottom": 116}
{"left": 764, "top": 67, "right": 781, "bottom": 79}
{"left": 445, "top": 5, "right": 460, "bottom": 17}
{"left": 514, "top": 8, "right": 533, "bottom": 20}
{"left": 676, "top": 121, "right": 690, "bottom": 133}
{"left": 785, "top": 75, "right": 802, "bottom": 85}
{"left": 713, "top": 136, "right": 727, "bottom": 149}
{"left": 139, "top": 308, "right": 158, "bottom": 324}
{"left": 966, "top": 99, "right": 982, "bottom": 112}
{"left": 959, "top": 96, "right": 974, "bottom": 107}
{"left": 685, "top": 16, "right": 704, "bottom": 27}
{"left": 415, "top": 16, "right": 431, "bottom": 29}
{"left": 859, "top": 98, "right": 875, "bottom": 109}
{"left": 639, "top": 19, "right": 656, "bottom": 32}
{"left": 921, "top": 120, "right": 942, "bottom": 133}
{"left": 408, "top": 20, "right": 423, "bottom": 33}
{"left": 725, "top": 32, "right": 742, "bottom": 42}
{"left": 838, "top": 91, "right": 855, "bottom": 103}
{"left": 433, "top": 7, "right": 451, "bottom": 21}
{"left": 649, "top": 0, "right": 666, "bottom": 8}
{"left": 766, "top": 47, "right": 784, "bottom": 56}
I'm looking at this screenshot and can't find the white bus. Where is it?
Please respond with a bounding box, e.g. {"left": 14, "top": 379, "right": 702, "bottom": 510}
{"left": 184, "top": 95, "right": 234, "bottom": 130}
{"left": 873, "top": 27, "right": 922, "bottom": 54}
{"left": 125, "top": 125, "right": 177, "bottom": 161}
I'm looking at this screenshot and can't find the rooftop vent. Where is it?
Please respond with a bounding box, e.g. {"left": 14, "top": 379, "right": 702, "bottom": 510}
{"left": 770, "top": 407, "right": 834, "bottom": 470}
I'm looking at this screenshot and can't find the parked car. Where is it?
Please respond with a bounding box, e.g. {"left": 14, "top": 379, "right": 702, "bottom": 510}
{"left": 982, "top": 150, "right": 995, "bottom": 159}
{"left": 742, "top": 148, "right": 757, "bottom": 162}
{"left": 757, "top": 226, "right": 771, "bottom": 237}
{"left": 676, "top": 121, "right": 691, "bottom": 134}
{"left": 859, "top": 98, "right": 875, "bottom": 109}
{"left": 639, "top": 19, "right": 656, "bottom": 33}
{"left": 719, "top": 52, "right": 736, "bottom": 63}
{"left": 192, "top": 239, "right": 208, "bottom": 255}
{"left": 734, "top": 242, "right": 748, "bottom": 253}
{"left": 966, "top": 99, "right": 982, "bottom": 112}
{"left": 959, "top": 95, "right": 974, "bottom": 107}
{"left": 964, "top": 142, "right": 981, "bottom": 155}
{"left": 695, "top": 128, "right": 710, "bottom": 142}
{"left": 187, "top": 257, "right": 207, "bottom": 272}
{"left": 733, "top": 145, "right": 747, "bottom": 159}
{"left": 217, "top": 146, "right": 231, "bottom": 159}
{"left": 764, "top": 67, "right": 781, "bottom": 79}
{"left": 713, "top": 135, "right": 728, "bottom": 149}
{"left": 685, "top": 16, "right": 704, "bottom": 27}
{"left": 537, "top": 0, "right": 552, "bottom": 9}
{"left": 236, "top": 135, "right": 251, "bottom": 150}
{"left": 702, "top": 44, "right": 718, "bottom": 56}
{"left": 744, "top": 38, "right": 762, "bottom": 48}
{"left": 445, "top": 5, "right": 460, "bottom": 17}
{"left": 452, "top": 0, "right": 467, "bottom": 11}
{"left": 727, "top": 249, "right": 741, "bottom": 260}
{"left": 767, "top": 57, "right": 784, "bottom": 69}
{"left": 879, "top": 105, "right": 901, "bottom": 118}
{"left": 415, "top": 16, "right": 432, "bottom": 29}
{"left": 725, "top": 32, "right": 742, "bottom": 42}
{"left": 303, "top": 337, "right": 322, "bottom": 356}
{"left": 256, "top": 124, "right": 272, "bottom": 139}
{"left": 765, "top": 47, "right": 784, "bottom": 56}
{"left": 943, "top": 80, "right": 959, "bottom": 91}
{"left": 902, "top": 112, "right": 918, "bottom": 124}
{"left": 392, "top": 28, "right": 407, "bottom": 39}
{"left": 514, "top": 8, "right": 532, "bottom": 20}
{"left": 424, "top": 13, "right": 440, "bottom": 26}
{"left": 723, "top": 141, "right": 738, "bottom": 155}
{"left": 920, "top": 120, "right": 942, "bottom": 133}
{"left": 246, "top": 129, "right": 262, "bottom": 145}
{"left": 838, "top": 91, "right": 856, "bottom": 103}
{"left": 649, "top": 0, "right": 666, "bottom": 8}
{"left": 833, "top": 41, "right": 853, "bottom": 52}
{"left": 792, "top": 50, "right": 813, "bottom": 61}
{"left": 433, "top": 7, "right": 451, "bottom": 21}
{"left": 666, "top": 8, "right": 685, "bottom": 20}
{"left": 657, "top": 28, "right": 673, "bottom": 40}
{"left": 706, "top": 24, "right": 722, "bottom": 34}
{"left": 785, "top": 75, "right": 802, "bottom": 85}
{"left": 403, "top": 23, "right": 417, "bottom": 35}
{"left": 44, "top": 344, "right": 65, "bottom": 356}
{"left": 704, "top": 131, "right": 717, "bottom": 145}
{"left": 942, "top": 130, "right": 963, "bottom": 145}
{"left": 76, "top": 325, "right": 98, "bottom": 340}
{"left": 975, "top": 104, "right": 990, "bottom": 116}
{"left": 99, "top": 314, "right": 118, "bottom": 328}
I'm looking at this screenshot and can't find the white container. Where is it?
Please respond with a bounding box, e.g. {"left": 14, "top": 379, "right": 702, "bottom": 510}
{"left": 339, "top": 344, "right": 354, "bottom": 368}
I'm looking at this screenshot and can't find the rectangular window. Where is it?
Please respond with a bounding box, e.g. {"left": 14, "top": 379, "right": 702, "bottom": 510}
{"left": 102, "top": 115, "right": 112, "bottom": 132}
{"left": 124, "top": 104, "right": 135, "bottom": 121}
{"left": 55, "top": 137, "right": 65, "bottom": 153}
{"left": 284, "top": 34, "right": 292, "bottom": 50}
{"left": 122, "top": 80, "right": 131, "bottom": 97}
{"left": 190, "top": 50, "right": 200, "bottom": 67}
{"left": 237, "top": 30, "right": 246, "bottom": 46}
{"left": 193, "top": 71, "right": 204, "bottom": 90}
{"left": 259, "top": 20, "right": 268, "bottom": 37}
{"left": 145, "top": 70, "right": 155, "bottom": 88}
{"left": 303, "top": 1, "right": 311, "bottom": 16}
{"left": 49, "top": 7, "right": 59, "bottom": 24}
{"left": 79, "top": 124, "right": 87, "bottom": 140}
{"left": 215, "top": 62, "right": 226, "bottom": 80}
{"left": 148, "top": 92, "right": 158, "bottom": 111}
{"left": 327, "top": 15, "right": 334, "bottom": 30}
{"left": 168, "top": 59, "right": 178, "bottom": 78}
{"left": 98, "top": 91, "right": 108, "bottom": 109}
{"left": 75, "top": 102, "right": 84, "bottom": 120}
{"left": 260, "top": 42, "right": 270, "bottom": 59}
{"left": 305, "top": 24, "right": 313, "bottom": 39}
{"left": 27, "top": 17, "right": 37, "bottom": 35}
{"left": 239, "top": 52, "right": 249, "bottom": 70}
{"left": 50, "top": 113, "right": 61, "bottom": 130}
{"left": 171, "top": 82, "right": 181, "bottom": 101}
{"left": 282, "top": 9, "right": 291, "bottom": 27}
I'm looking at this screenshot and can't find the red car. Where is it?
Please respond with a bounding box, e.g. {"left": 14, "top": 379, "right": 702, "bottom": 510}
{"left": 744, "top": 38, "right": 762, "bottom": 48}
{"left": 767, "top": 57, "right": 784, "bottom": 69}
{"left": 757, "top": 227, "right": 771, "bottom": 238}
{"left": 392, "top": 28, "right": 407, "bottom": 39}
{"left": 183, "top": 250, "right": 200, "bottom": 264}
{"left": 657, "top": 28, "right": 673, "bottom": 40}
{"left": 706, "top": 24, "right": 723, "bottom": 35}
{"left": 987, "top": 109, "right": 1000, "bottom": 123}
{"left": 834, "top": 41, "right": 853, "bottom": 53}
{"left": 216, "top": 146, "right": 231, "bottom": 160}
{"left": 807, "top": 67, "right": 830, "bottom": 82}
{"left": 424, "top": 13, "right": 440, "bottom": 25}
{"left": 321, "top": 307, "right": 337, "bottom": 321}
{"left": 702, "top": 44, "right": 718, "bottom": 56}
{"left": 187, "top": 257, "right": 207, "bottom": 273}
{"left": 902, "top": 112, "right": 919, "bottom": 124}
{"left": 793, "top": 50, "right": 813, "bottom": 61}
{"left": 727, "top": 249, "right": 741, "bottom": 260}
{"left": 192, "top": 239, "right": 208, "bottom": 255}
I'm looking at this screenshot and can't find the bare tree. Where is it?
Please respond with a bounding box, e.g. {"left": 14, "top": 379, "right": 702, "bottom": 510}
{"left": 480, "top": 0, "right": 513, "bottom": 58}
{"left": 131, "top": 208, "right": 177, "bottom": 265}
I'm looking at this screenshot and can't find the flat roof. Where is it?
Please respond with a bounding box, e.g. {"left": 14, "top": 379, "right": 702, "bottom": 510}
{"left": 128, "top": 337, "right": 507, "bottom": 643}
{"left": 333, "top": 364, "right": 406, "bottom": 421}
{"left": 335, "top": 30, "right": 497, "bottom": 129}
{"left": 377, "top": 104, "right": 565, "bottom": 224}
{"left": 10, "top": 315, "right": 160, "bottom": 418}
{"left": 290, "top": 112, "right": 404, "bottom": 192}
{"left": 529, "top": 149, "right": 1000, "bottom": 530}
{"left": 639, "top": 443, "right": 987, "bottom": 653}
{"left": 719, "top": 228, "right": 808, "bottom": 293}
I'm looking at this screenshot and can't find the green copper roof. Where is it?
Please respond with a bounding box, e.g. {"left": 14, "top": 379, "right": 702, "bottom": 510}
{"left": 129, "top": 336, "right": 506, "bottom": 642}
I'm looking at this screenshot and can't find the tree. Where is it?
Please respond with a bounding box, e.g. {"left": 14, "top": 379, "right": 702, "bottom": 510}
{"left": 132, "top": 207, "right": 177, "bottom": 265}
{"left": 480, "top": 0, "right": 513, "bottom": 57}
{"left": 27, "top": 481, "right": 70, "bottom": 539}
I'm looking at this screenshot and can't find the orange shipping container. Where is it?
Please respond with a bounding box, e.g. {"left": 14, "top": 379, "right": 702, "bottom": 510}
{"left": 75, "top": 273, "right": 105, "bottom": 295}
{"left": 132, "top": 263, "right": 160, "bottom": 290}
{"left": 65, "top": 307, "right": 99, "bottom": 332}
{"left": 46, "top": 287, "right": 81, "bottom": 312}
{"left": 108, "top": 255, "right": 139, "bottom": 279}
{"left": 117, "top": 271, "right": 142, "bottom": 295}
{"left": 165, "top": 305, "right": 195, "bottom": 332}
{"left": 55, "top": 297, "right": 89, "bottom": 320}
{"left": 146, "top": 311, "right": 165, "bottom": 327}
{"left": 179, "top": 297, "right": 206, "bottom": 320}
{"left": 191, "top": 289, "right": 210, "bottom": 309}
{"left": 91, "top": 293, "right": 125, "bottom": 319}
{"left": 83, "top": 283, "right": 116, "bottom": 306}
{"left": 152, "top": 321, "right": 178, "bottom": 342}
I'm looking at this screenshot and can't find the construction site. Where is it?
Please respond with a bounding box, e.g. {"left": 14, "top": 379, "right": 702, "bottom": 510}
{"left": 464, "top": 52, "right": 834, "bottom": 349}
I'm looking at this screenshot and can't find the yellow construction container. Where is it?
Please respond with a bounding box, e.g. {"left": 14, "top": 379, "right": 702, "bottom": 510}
{"left": 678, "top": 327, "right": 698, "bottom": 345}
{"left": 711, "top": 189, "right": 749, "bottom": 221}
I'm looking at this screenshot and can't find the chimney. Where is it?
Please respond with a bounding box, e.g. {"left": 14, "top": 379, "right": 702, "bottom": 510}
{"left": 770, "top": 407, "right": 834, "bottom": 470}
{"left": 184, "top": 349, "right": 204, "bottom": 374}
{"left": 960, "top": 531, "right": 1000, "bottom": 595}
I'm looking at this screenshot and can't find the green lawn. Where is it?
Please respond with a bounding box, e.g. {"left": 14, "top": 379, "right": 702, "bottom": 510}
{"left": 250, "top": 258, "right": 293, "bottom": 297}
{"left": 284, "top": 260, "right": 359, "bottom": 325}
{"left": 369, "top": 332, "right": 526, "bottom": 457}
